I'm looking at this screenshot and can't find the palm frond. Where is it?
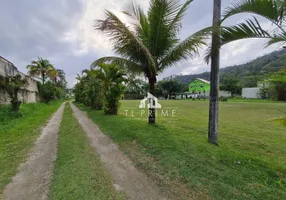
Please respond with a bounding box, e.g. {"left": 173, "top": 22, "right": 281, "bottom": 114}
{"left": 95, "top": 10, "right": 156, "bottom": 76}
{"left": 76, "top": 74, "right": 82, "bottom": 81}
{"left": 159, "top": 27, "right": 209, "bottom": 71}
{"left": 223, "top": 0, "right": 285, "bottom": 28}
{"left": 204, "top": 18, "right": 272, "bottom": 63}
{"left": 123, "top": 2, "right": 150, "bottom": 43}
{"left": 168, "top": 0, "right": 194, "bottom": 33}
{"left": 91, "top": 56, "right": 143, "bottom": 75}
{"left": 31, "top": 61, "right": 39, "bottom": 66}
{"left": 82, "top": 69, "right": 98, "bottom": 79}
{"left": 123, "top": 1, "right": 147, "bottom": 23}
{"left": 56, "top": 69, "right": 66, "bottom": 81}
{"left": 267, "top": 32, "right": 286, "bottom": 46}
{"left": 221, "top": 17, "right": 271, "bottom": 45}
{"left": 147, "top": 0, "right": 183, "bottom": 57}
{"left": 26, "top": 65, "right": 41, "bottom": 76}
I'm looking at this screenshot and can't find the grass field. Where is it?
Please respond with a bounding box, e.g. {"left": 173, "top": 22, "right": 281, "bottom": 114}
{"left": 75, "top": 100, "right": 286, "bottom": 200}
{"left": 49, "top": 103, "right": 125, "bottom": 200}
{"left": 0, "top": 101, "right": 62, "bottom": 192}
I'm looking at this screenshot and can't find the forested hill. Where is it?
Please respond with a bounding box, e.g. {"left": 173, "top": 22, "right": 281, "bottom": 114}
{"left": 171, "top": 49, "right": 286, "bottom": 87}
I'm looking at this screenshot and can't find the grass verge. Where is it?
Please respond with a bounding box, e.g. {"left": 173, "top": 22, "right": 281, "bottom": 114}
{"left": 49, "top": 103, "right": 125, "bottom": 200}
{"left": 0, "top": 101, "right": 62, "bottom": 192}
{"left": 75, "top": 100, "right": 286, "bottom": 200}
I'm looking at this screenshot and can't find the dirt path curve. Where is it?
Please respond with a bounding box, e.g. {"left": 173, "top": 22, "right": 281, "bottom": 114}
{"left": 1, "top": 103, "right": 65, "bottom": 200}
{"left": 71, "top": 103, "right": 167, "bottom": 200}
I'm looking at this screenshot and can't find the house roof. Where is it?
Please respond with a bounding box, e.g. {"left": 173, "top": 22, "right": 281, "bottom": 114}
{"left": 189, "top": 78, "right": 210, "bottom": 85}
{"left": 0, "top": 56, "right": 16, "bottom": 67}
{"left": 196, "top": 78, "right": 210, "bottom": 84}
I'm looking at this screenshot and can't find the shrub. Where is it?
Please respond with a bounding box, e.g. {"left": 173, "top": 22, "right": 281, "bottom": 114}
{"left": 103, "top": 84, "right": 125, "bottom": 115}
{"left": 38, "top": 81, "right": 64, "bottom": 103}
{"left": 0, "top": 75, "right": 28, "bottom": 112}
{"left": 220, "top": 97, "right": 228, "bottom": 102}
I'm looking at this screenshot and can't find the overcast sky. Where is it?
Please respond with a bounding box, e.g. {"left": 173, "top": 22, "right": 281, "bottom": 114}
{"left": 0, "top": 0, "right": 282, "bottom": 88}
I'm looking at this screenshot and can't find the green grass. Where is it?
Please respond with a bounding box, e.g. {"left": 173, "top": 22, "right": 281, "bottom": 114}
{"left": 0, "top": 101, "right": 62, "bottom": 192}
{"left": 226, "top": 98, "right": 281, "bottom": 103}
{"left": 49, "top": 103, "right": 125, "bottom": 200}
{"left": 75, "top": 100, "right": 286, "bottom": 200}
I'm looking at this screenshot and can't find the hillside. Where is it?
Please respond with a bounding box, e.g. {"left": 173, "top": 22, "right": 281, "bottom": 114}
{"left": 171, "top": 49, "right": 286, "bottom": 87}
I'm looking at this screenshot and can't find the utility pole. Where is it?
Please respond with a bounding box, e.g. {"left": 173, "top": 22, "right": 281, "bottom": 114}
{"left": 208, "top": 0, "right": 221, "bottom": 145}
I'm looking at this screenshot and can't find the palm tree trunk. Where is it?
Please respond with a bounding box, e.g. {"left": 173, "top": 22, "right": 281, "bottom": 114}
{"left": 42, "top": 72, "right": 45, "bottom": 84}
{"left": 208, "top": 0, "right": 221, "bottom": 145}
{"left": 148, "top": 76, "right": 156, "bottom": 124}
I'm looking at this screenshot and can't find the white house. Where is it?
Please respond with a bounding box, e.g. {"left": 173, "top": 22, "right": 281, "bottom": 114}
{"left": 0, "top": 56, "right": 40, "bottom": 104}
{"left": 242, "top": 87, "right": 261, "bottom": 99}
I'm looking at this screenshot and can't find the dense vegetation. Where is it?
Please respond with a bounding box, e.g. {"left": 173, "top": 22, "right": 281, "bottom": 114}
{"left": 74, "top": 63, "right": 126, "bottom": 115}
{"left": 170, "top": 49, "right": 286, "bottom": 87}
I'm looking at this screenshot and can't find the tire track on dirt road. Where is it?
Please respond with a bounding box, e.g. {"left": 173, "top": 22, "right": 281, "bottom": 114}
{"left": 71, "top": 102, "right": 167, "bottom": 200}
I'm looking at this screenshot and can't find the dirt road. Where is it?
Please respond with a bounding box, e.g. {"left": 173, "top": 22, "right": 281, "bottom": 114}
{"left": 71, "top": 103, "right": 166, "bottom": 200}
{"left": 1, "top": 103, "right": 65, "bottom": 200}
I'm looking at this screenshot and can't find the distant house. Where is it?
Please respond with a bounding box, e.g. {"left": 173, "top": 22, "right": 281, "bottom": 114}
{"left": 242, "top": 88, "right": 261, "bottom": 99}
{"left": 188, "top": 78, "right": 210, "bottom": 97}
{"left": 242, "top": 81, "right": 270, "bottom": 99}
{"left": 174, "top": 78, "right": 231, "bottom": 100}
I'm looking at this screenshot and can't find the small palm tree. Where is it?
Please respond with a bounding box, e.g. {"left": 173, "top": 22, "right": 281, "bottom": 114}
{"left": 0, "top": 74, "right": 28, "bottom": 112}
{"left": 94, "top": 63, "right": 127, "bottom": 115}
{"left": 81, "top": 69, "right": 104, "bottom": 109}
{"left": 26, "top": 57, "right": 55, "bottom": 84}
{"left": 92, "top": 0, "right": 206, "bottom": 123}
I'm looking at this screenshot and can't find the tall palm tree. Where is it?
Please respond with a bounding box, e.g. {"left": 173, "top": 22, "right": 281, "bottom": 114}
{"left": 91, "top": 0, "right": 206, "bottom": 124}
{"left": 208, "top": 0, "right": 221, "bottom": 145}
{"left": 26, "top": 57, "right": 55, "bottom": 84}
{"left": 206, "top": 0, "right": 285, "bottom": 145}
